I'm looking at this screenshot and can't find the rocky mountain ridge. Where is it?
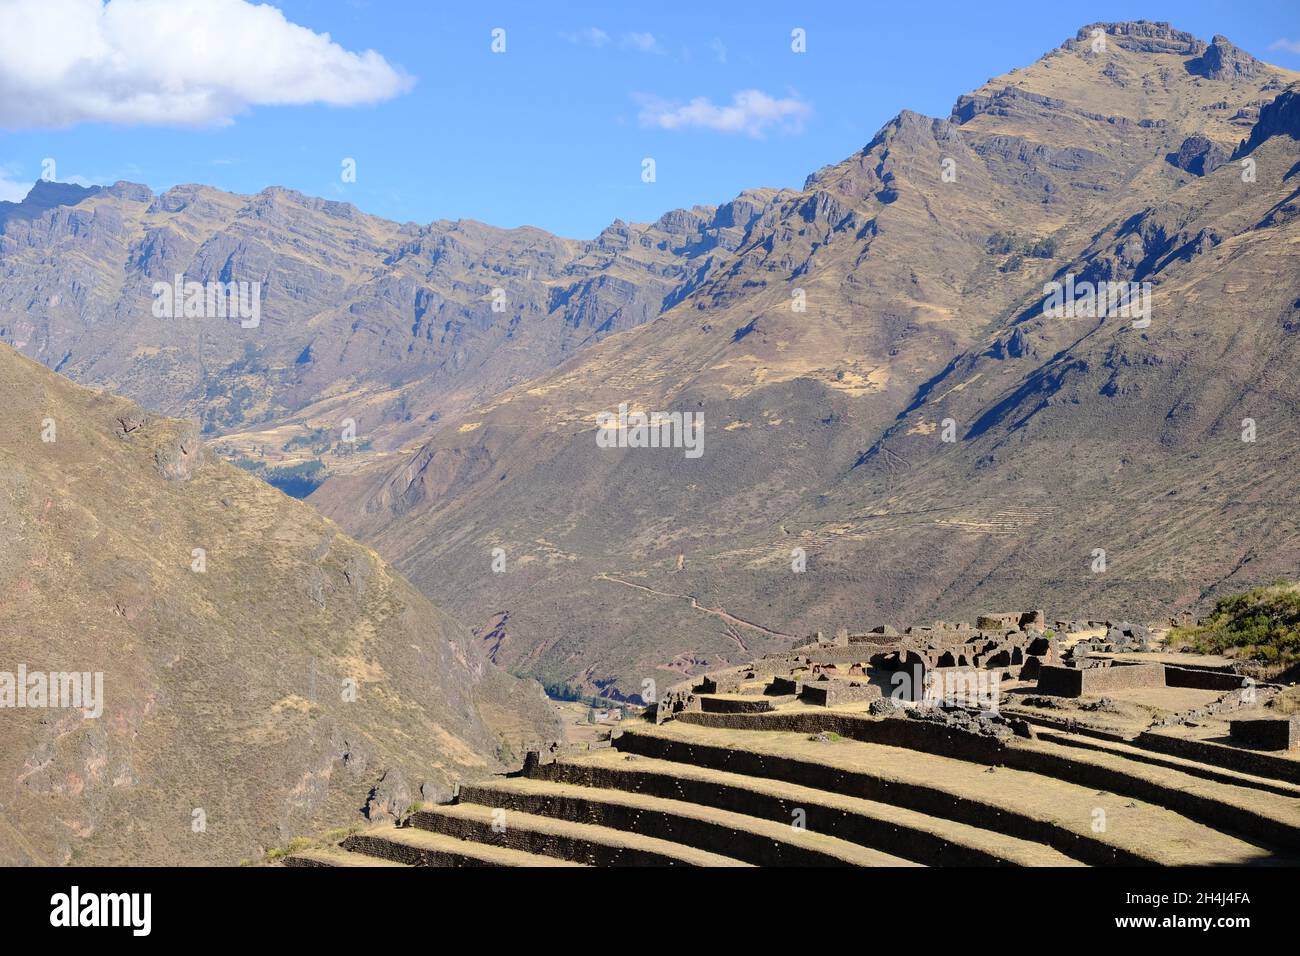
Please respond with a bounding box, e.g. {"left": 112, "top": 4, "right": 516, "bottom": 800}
{"left": 307, "top": 22, "right": 1300, "bottom": 698}
{"left": 0, "top": 170, "right": 791, "bottom": 493}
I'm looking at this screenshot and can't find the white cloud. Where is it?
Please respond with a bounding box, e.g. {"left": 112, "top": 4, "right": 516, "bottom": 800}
{"left": 620, "top": 32, "right": 663, "bottom": 55}
{"left": 0, "top": 163, "right": 30, "bottom": 202}
{"left": 562, "top": 27, "right": 662, "bottom": 54}
{"left": 1270, "top": 38, "right": 1300, "bottom": 54}
{"left": 561, "top": 27, "right": 609, "bottom": 48}
{"left": 637, "top": 89, "right": 811, "bottom": 137}
{"left": 0, "top": 0, "right": 414, "bottom": 129}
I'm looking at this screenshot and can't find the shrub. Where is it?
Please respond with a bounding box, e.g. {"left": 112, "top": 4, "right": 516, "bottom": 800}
{"left": 1168, "top": 582, "right": 1300, "bottom": 666}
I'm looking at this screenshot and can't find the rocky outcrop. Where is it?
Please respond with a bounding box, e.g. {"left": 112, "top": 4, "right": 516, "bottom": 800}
{"left": 153, "top": 422, "right": 206, "bottom": 481}
{"left": 1233, "top": 86, "right": 1300, "bottom": 157}
{"left": 1069, "top": 21, "right": 1205, "bottom": 56}
{"left": 1190, "top": 35, "right": 1263, "bottom": 81}
{"left": 1169, "top": 134, "right": 1229, "bottom": 175}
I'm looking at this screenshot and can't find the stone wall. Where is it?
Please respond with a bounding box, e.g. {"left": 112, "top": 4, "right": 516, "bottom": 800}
{"left": 1229, "top": 716, "right": 1300, "bottom": 752}
{"left": 533, "top": 760, "right": 1017, "bottom": 866}
{"left": 1035, "top": 662, "right": 1166, "bottom": 697}
{"left": 1035, "top": 661, "right": 1250, "bottom": 698}
{"left": 341, "top": 831, "right": 502, "bottom": 867}
{"left": 614, "top": 728, "right": 1142, "bottom": 864}
{"left": 699, "top": 696, "right": 778, "bottom": 714}
{"left": 1163, "top": 665, "right": 1248, "bottom": 691}
{"left": 798, "top": 679, "right": 881, "bottom": 707}
{"left": 405, "top": 808, "right": 687, "bottom": 866}
{"left": 460, "top": 782, "right": 861, "bottom": 866}
{"left": 675, "top": 710, "right": 1009, "bottom": 763}
{"left": 648, "top": 711, "right": 1300, "bottom": 854}
{"left": 1137, "top": 730, "right": 1300, "bottom": 783}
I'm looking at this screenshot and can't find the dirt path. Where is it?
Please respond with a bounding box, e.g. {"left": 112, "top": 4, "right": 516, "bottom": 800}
{"left": 594, "top": 573, "right": 795, "bottom": 649}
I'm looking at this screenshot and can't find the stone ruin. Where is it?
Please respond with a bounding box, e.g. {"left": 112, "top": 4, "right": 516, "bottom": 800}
{"left": 796, "top": 608, "right": 1059, "bottom": 686}
{"left": 651, "top": 607, "right": 1286, "bottom": 739}
{"left": 1230, "top": 715, "right": 1300, "bottom": 752}
{"left": 655, "top": 609, "right": 1061, "bottom": 722}
{"left": 1066, "top": 621, "right": 1153, "bottom": 662}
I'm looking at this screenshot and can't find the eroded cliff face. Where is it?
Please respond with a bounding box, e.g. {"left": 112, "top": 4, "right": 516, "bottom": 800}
{"left": 0, "top": 341, "right": 558, "bottom": 865}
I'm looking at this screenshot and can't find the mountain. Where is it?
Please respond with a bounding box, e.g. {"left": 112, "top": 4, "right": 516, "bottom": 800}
{"left": 0, "top": 341, "right": 557, "bottom": 865}
{"left": 0, "top": 173, "right": 787, "bottom": 494}
{"left": 309, "top": 22, "right": 1300, "bottom": 699}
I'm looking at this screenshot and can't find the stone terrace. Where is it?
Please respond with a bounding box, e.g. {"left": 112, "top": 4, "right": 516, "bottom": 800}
{"left": 285, "top": 609, "right": 1300, "bottom": 868}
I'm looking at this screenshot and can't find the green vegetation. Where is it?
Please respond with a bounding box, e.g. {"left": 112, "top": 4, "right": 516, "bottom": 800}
{"left": 264, "top": 458, "right": 325, "bottom": 482}
{"left": 262, "top": 824, "right": 365, "bottom": 863}
{"left": 1168, "top": 582, "right": 1300, "bottom": 667}
{"left": 282, "top": 427, "right": 330, "bottom": 452}
{"left": 266, "top": 836, "right": 313, "bottom": 861}
{"left": 542, "top": 680, "right": 584, "bottom": 701}
{"left": 988, "top": 231, "right": 1060, "bottom": 270}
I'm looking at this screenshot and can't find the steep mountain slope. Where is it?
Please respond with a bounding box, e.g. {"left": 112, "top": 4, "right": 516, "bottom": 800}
{"left": 823, "top": 81, "right": 1300, "bottom": 624}
{"left": 0, "top": 342, "right": 557, "bottom": 865}
{"left": 0, "top": 175, "right": 787, "bottom": 492}
{"left": 311, "top": 23, "right": 1300, "bottom": 699}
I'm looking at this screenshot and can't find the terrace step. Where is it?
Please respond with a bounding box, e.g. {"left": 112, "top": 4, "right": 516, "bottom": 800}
{"left": 1001, "top": 733, "right": 1300, "bottom": 855}
{"left": 654, "top": 708, "right": 1300, "bottom": 859}
{"left": 616, "top": 723, "right": 1292, "bottom": 865}
{"left": 1030, "top": 728, "right": 1300, "bottom": 799}
{"left": 408, "top": 802, "right": 749, "bottom": 867}
{"left": 698, "top": 694, "right": 781, "bottom": 714}
{"left": 460, "top": 776, "right": 918, "bottom": 866}
{"left": 282, "top": 845, "right": 409, "bottom": 867}
{"left": 534, "top": 749, "right": 1080, "bottom": 866}
{"left": 342, "top": 824, "right": 584, "bottom": 867}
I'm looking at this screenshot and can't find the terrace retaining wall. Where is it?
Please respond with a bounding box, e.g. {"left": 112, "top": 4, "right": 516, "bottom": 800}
{"left": 646, "top": 711, "right": 1300, "bottom": 853}
{"left": 1133, "top": 731, "right": 1300, "bottom": 784}
{"left": 614, "top": 730, "right": 1140, "bottom": 865}
{"left": 461, "top": 782, "right": 863, "bottom": 866}
{"left": 533, "top": 760, "right": 1021, "bottom": 866}
{"left": 1035, "top": 663, "right": 1165, "bottom": 697}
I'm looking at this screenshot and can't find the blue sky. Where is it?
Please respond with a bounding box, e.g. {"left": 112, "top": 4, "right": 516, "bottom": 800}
{"left": 1, "top": 0, "right": 1299, "bottom": 238}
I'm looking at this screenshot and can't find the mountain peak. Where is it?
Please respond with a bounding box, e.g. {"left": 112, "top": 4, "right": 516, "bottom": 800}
{"left": 1068, "top": 21, "right": 1205, "bottom": 55}
{"left": 1063, "top": 22, "right": 1264, "bottom": 80}
{"left": 1191, "top": 34, "right": 1264, "bottom": 80}
{"left": 0, "top": 179, "right": 102, "bottom": 228}
{"left": 103, "top": 180, "right": 153, "bottom": 202}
